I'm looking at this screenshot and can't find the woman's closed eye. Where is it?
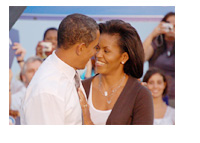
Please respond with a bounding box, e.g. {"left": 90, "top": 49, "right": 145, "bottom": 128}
{"left": 104, "top": 49, "right": 110, "bottom": 53}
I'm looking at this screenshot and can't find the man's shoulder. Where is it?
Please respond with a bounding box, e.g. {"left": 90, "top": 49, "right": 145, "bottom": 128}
{"left": 28, "top": 71, "right": 73, "bottom": 95}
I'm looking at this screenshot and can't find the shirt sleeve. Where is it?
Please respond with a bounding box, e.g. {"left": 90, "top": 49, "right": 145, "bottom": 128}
{"left": 23, "top": 92, "right": 65, "bottom": 125}
{"left": 132, "top": 87, "right": 154, "bottom": 125}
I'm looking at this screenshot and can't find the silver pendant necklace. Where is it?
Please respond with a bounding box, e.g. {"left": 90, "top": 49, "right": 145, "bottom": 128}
{"left": 98, "top": 74, "right": 126, "bottom": 104}
{"left": 167, "top": 51, "right": 171, "bottom": 57}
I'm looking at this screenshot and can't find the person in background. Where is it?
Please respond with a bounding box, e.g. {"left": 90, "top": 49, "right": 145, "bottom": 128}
{"left": 12, "top": 42, "right": 26, "bottom": 70}
{"left": 10, "top": 43, "right": 26, "bottom": 94}
{"left": 78, "top": 20, "right": 153, "bottom": 125}
{"left": 9, "top": 69, "right": 19, "bottom": 125}
{"left": 143, "top": 67, "right": 175, "bottom": 125}
{"left": 80, "top": 57, "right": 96, "bottom": 80}
{"left": 21, "top": 13, "right": 100, "bottom": 125}
{"left": 9, "top": 43, "right": 26, "bottom": 125}
{"left": 11, "top": 56, "right": 43, "bottom": 114}
{"left": 36, "top": 27, "right": 58, "bottom": 60}
{"left": 143, "top": 12, "right": 175, "bottom": 107}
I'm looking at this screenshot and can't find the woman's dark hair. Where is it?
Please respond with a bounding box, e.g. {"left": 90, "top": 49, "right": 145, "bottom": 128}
{"left": 143, "top": 67, "right": 168, "bottom": 96}
{"left": 99, "top": 20, "right": 144, "bottom": 78}
{"left": 151, "top": 12, "right": 175, "bottom": 63}
{"left": 43, "top": 27, "right": 58, "bottom": 40}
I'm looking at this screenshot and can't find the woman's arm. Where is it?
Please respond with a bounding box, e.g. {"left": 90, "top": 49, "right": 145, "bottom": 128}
{"left": 143, "top": 34, "right": 155, "bottom": 61}
{"left": 78, "top": 88, "right": 94, "bottom": 125}
{"left": 143, "top": 22, "right": 167, "bottom": 61}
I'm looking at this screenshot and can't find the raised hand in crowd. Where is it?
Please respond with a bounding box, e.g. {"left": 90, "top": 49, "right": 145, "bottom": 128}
{"left": 12, "top": 42, "right": 26, "bottom": 70}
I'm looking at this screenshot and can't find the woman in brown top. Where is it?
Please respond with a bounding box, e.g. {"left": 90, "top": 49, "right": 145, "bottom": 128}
{"left": 78, "top": 20, "right": 154, "bottom": 125}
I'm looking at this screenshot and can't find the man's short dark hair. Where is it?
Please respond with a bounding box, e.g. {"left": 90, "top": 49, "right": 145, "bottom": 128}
{"left": 57, "top": 13, "right": 99, "bottom": 49}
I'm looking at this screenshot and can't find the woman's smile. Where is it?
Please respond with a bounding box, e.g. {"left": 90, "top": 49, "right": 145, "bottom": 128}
{"left": 95, "top": 60, "right": 106, "bottom": 67}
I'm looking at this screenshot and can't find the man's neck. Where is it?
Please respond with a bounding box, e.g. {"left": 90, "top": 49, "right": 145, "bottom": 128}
{"left": 55, "top": 47, "right": 77, "bottom": 70}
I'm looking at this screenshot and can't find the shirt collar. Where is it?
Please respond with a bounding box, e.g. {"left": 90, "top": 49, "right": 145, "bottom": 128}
{"left": 51, "top": 51, "right": 76, "bottom": 81}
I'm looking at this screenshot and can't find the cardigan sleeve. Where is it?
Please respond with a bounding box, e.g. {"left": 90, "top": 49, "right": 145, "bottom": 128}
{"left": 132, "top": 86, "right": 154, "bottom": 125}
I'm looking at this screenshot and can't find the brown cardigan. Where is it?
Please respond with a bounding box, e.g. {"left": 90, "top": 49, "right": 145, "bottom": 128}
{"left": 82, "top": 75, "right": 154, "bottom": 125}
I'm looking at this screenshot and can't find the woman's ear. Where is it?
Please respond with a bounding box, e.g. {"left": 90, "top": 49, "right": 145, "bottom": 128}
{"left": 121, "top": 52, "right": 129, "bottom": 64}
{"left": 76, "top": 43, "right": 86, "bottom": 56}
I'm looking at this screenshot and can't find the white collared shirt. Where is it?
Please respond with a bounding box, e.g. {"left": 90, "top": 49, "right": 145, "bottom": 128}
{"left": 21, "top": 51, "right": 85, "bottom": 125}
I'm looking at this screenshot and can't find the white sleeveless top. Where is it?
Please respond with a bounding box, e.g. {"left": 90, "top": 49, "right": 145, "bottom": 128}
{"left": 154, "top": 106, "right": 175, "bottom": 125}
{"left": 87, "top": 83, "right": 112, "bottom": 125}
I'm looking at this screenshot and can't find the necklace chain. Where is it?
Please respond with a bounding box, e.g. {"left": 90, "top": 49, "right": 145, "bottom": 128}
{"left": 98, "top": 74, "right": 126, "bottom": 104}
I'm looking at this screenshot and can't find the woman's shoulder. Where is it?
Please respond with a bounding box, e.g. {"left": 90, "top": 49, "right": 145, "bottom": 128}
{"left": 165, "top": 106, "right": 175, "bottom": 124}
{"left": 128, "top": 76, "right": 151, "bottom": 95}
{"left": 167, "top": 106, "right": 175, "bottom": 115}
{"left": 126, "top": 76, "right": 152, "bottom": 103}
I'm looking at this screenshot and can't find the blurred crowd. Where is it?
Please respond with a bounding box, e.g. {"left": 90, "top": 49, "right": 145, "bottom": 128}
{"left": 9, "top": 12, "right": 175, "bottom": 125}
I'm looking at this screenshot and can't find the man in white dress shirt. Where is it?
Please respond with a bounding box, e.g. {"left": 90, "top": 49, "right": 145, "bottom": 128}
{"left": 21, "top": 13, "right": 100, "bottom": 125}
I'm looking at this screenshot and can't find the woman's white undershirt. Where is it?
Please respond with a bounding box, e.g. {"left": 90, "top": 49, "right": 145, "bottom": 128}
{"left": 87, "top": 83, "right": 112, "bottom": 125}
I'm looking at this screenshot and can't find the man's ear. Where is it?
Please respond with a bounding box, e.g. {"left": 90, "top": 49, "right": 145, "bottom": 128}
{"left": 76, "top": 43, "right": 86, "bottom": 56}
{"left": 121, "top": 52, "right": 129, "bottom": 64}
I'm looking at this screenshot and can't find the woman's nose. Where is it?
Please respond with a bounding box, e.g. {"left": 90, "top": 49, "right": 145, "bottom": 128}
{"left": 153, "top": 83, "right": 158, "bottom": 88}
{"left": 96, "top": 49, "right": 103, "bottom": 58}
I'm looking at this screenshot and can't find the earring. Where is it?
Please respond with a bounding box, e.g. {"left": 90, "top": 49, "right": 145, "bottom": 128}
{"left": 121, "top": 61, "right": 124, "bottom": 64}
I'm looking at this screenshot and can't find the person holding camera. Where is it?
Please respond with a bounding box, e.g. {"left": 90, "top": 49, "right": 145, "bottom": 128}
{"left": 143, "top": 12, "right": 175, "bottom": 107}
{"left": 35, "top": 27, "right": 58, "bottom": 60}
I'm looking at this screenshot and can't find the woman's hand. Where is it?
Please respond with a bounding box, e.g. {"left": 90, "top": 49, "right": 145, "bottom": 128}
{"left": 78, "top": 88, "right": 94, "bottom": 125}
{"left": 141, "top": 82, "right": 147, "bottom": 87}
{"left": 138, "top": 79, "right": 148, "bottom": 87}
{"left": 151, "top": 22, "right": 168, "bottom": 38}
{"left": 36, "top": 41, "right": 44, "bottom": 58}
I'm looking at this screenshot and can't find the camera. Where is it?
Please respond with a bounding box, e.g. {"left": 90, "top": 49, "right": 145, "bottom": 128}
{"left": 162, "top": 23, "right": 174, "bottom": 32}
{"left": 40, "top": 42, "right": 53, "bottom": 58}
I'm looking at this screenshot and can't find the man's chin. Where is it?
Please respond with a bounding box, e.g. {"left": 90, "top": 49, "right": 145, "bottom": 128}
{"left": 75, "top": 65, "right": 86, "bottom": 70}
